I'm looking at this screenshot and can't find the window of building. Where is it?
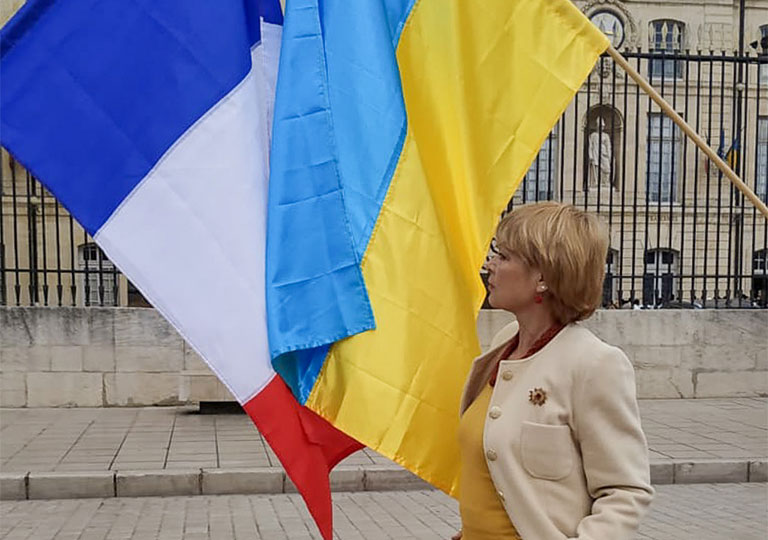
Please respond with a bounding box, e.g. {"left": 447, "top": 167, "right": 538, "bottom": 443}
{"left": 643, "top": 248, "right": 679, "bottom": 306}
{"left": 649, "top": 19, "right": 684, "bottom": 79}
{"left": 78, "top": 243, "right": 116, "bottom": 306}
{"left": 759, "top": 25, "right": 768, "bottom": 86}
{"left": 753, "top": 248, "right": 768, "bottom": 307}
{"left": 0, "top": 248, "right": 5, "bottom": 306}
{"left": 127, "top": 279, "right": 151, "bottom": 308}
{"left": 522, "top": 126, "right": 558, "bottom": 201}
{"left": 603, "top": 248, "right": 619, "bottom": 307}
{"left": 754, "top": 248, "right": 767, "bottom": 274}
{"left": 757, "top": 116, "right": 768, "bottom": 202}
{"left": 647, "top": 113, "right": 681, "bottom": 203}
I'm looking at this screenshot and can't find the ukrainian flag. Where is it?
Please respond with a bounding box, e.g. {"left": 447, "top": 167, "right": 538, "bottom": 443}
{"left": 268, "top": 0, "right": 609, "bottom": 495}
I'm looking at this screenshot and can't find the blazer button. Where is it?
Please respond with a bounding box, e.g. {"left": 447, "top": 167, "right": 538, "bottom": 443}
{"left": 497, "top": 491, "right": 505, "bottom": 502}
{"left": 489, "top": 406, "right": 502, "bottom": 419}
{"left": 486, "top": 449, "right": 498, "bottom": 461}
{"left": 501, "top": 370, "right": 513, "bottom": 381}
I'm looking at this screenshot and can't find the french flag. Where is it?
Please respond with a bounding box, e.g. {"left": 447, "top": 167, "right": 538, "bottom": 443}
{"left": 0, "top": 1, "right": 360, "bottom": 538}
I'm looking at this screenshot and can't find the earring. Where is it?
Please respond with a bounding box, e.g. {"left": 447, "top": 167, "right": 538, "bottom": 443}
{"left": 534, "top": 294, "right": 543, "bottom": 304}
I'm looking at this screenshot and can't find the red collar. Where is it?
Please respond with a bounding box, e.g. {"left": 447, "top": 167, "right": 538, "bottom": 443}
{"left": 489, "top": 324, "right": 565, "bottom": 387}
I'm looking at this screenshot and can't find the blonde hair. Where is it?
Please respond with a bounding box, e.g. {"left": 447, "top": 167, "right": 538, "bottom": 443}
{"left": 495, "top": 202, "right": 609, "bottom": 324}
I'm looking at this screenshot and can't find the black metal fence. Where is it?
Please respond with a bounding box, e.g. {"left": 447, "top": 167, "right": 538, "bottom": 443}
{"left": 2, "top": 48, "right": 767, "bottom": 308}
{"left": 491, "top": 48, "right": 768, "bottom": 309}
{"left": 0, "top": 154, "right": 123, "bottom": 307}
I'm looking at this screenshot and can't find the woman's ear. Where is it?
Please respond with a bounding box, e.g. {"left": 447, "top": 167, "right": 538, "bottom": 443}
{"left": 536, "top": 275, "right": 548, "bottom": 293}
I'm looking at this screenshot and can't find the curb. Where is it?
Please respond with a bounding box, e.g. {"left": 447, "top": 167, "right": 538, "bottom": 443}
{"left": 1, "top": 460, "right": 765, "bottom": 501}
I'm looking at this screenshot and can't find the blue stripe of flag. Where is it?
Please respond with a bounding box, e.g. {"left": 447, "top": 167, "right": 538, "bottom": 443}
{"left": 267, "top": 0, "right": 416, "bottom": 402}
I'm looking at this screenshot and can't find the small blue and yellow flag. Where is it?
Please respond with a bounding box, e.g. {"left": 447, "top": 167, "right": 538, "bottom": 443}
{"left": 726, "top": 137, "right": 741, "bottom": 170}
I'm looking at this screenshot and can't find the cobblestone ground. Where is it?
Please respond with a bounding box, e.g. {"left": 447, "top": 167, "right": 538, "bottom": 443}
{"left": 2, "top": 398, "right": 765, "bottom": 472}
{"left": 1, "top": 484, "right": 766, "bottom": 540}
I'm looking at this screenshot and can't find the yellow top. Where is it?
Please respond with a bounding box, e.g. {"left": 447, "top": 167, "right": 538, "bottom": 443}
{"left": 458, "top": 383, "right": 522, "bottom": 540}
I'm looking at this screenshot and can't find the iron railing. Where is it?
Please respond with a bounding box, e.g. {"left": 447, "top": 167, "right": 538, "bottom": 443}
{"left": 2, "top": 49, "right": 767, "bottom": 308}
{"left": 487, "top": 48, "right": 768, "bottom": 309}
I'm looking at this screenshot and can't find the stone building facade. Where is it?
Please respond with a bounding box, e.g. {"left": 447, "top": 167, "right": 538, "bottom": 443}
{"left": 508, "top": 0, "right": 768, "bottom": 307}
{"left": 1, "top": 0, "right": 767, "bottom": 308}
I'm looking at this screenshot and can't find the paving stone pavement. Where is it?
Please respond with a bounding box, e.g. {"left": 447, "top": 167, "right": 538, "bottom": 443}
{"left": 1, "top": 483, "right": 766, "bottom": 539}
{"left": 1, "top": 398, "right": 765, "bottom": 473}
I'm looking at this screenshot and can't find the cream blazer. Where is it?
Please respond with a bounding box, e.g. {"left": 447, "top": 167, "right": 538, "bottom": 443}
{"left": 460, "top": 322, "right": 653, "bottom": 540}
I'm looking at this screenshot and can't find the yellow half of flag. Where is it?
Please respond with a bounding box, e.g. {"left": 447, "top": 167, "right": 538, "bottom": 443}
{"left": 307, "top": 0, "right": 609, "bottom": 495}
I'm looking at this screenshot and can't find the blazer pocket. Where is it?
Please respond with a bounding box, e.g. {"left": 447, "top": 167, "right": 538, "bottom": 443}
{"left": 520, "top": 421, "right": 574, "bottom": 480}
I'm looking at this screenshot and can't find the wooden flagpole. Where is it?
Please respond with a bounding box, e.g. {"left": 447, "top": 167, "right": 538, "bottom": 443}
{"left": 607, "top": 45, "right": 768, "bottom": 221}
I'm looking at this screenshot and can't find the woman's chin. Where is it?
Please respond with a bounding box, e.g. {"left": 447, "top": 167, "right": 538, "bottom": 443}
{"left": 487, "top": 294, "right": 519, "bottom": 312}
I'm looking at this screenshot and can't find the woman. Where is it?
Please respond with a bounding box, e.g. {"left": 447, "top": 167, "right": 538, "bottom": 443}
{"left": 455, "top": 202, "right": 653, "bottom": 540}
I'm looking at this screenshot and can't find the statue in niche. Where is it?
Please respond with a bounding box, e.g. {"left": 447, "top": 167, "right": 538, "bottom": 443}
{"left": 588, "top": 118, "right": 613, "bottom": 189}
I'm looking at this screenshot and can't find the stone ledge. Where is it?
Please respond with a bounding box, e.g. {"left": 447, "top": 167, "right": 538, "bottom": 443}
{"left": 363, "top": 466, "right": 433, "bottom": 492}
{"left": 202, "top": 468, "right": 283, "bottom": 495}
{"left": 0, "top": 472, "right": 27, "bottom": 500}
{"left": 116, "top": 469, "right": 201, "bottom": 498}
{"left": 284, "top": 466, "right": 366, "bottom": 494}
{"left": 674, "top": 460, "right": 749, "bottom": 484}
{"left": 332, "top": 467, "right": 366, "bottom": 492}
{"left": 0, "top": 459, "right": 763, "bottom": 501}
{"left": 650, "top": 462, "right": 674, "bottom": 485}
{"left": 748, "top": 460, "right": 768, "bottom": 482}
{"left": 28, "top": 471, "right": 114, "bottom": 499}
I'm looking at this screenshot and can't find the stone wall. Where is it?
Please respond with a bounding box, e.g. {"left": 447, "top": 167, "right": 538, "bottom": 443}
{"left": 478, "top": 309, "right": 768, "bottom": 399}
{"left": 1, "top": 307, "right": 766, "bottom": 407}
{"left": 0, "top": 308, "right": 230, "bottom": 408}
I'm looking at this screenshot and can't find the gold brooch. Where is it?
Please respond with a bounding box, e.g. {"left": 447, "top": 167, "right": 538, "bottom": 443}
{"left": 528, "top": 387, "right": 547, "bottom": 406}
